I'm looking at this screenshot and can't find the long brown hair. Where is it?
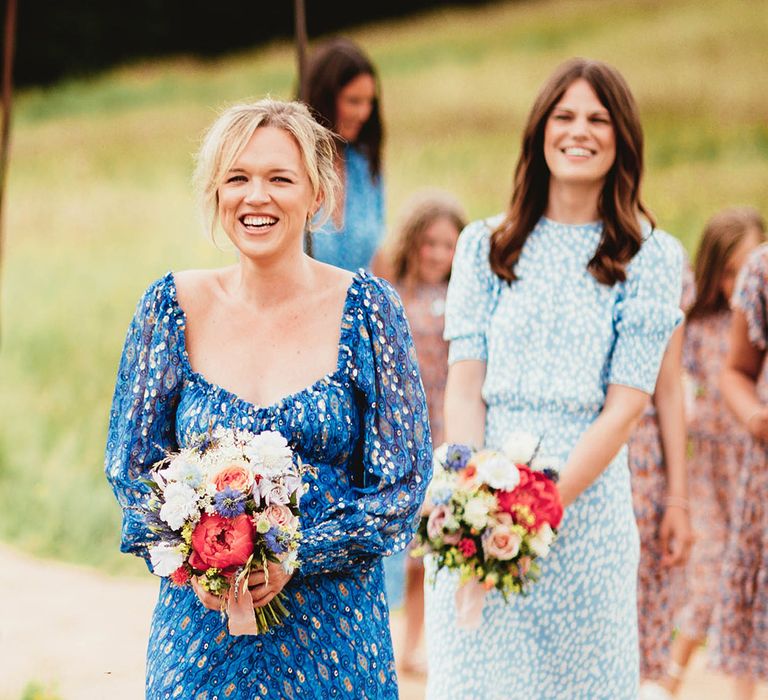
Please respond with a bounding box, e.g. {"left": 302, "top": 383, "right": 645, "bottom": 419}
{"left": 304, "top": 37, "right": 384, "bottom": 179}
{"left": 687, "top": 207, "right": 766, "bottom": 320}
{"left": 390, "top": 190, "right": 467, "bottom": 283}
{"left": 489, "top": 58, "right": 652, "bottom": 286}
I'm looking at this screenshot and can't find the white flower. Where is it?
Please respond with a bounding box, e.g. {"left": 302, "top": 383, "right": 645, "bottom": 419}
{"left": 148, "top": 543, "right": 184, "bottom": 576}
{"left": 476, "top": 452, "right": 520, "bottom": 490}
{"left": 161, "top": 454, "right": 205, "bottom": 489}
{"left": 280, "top": 549, "right": 300, "bottom": 574}
{"left": 502, "top": 431, "right": 539, "bottom": 464}
{"left": 462, "top": 492, "right": 496, "bottom": 531}
{"left": 432, "top": 442, "right": 449, "bottom": 471}
{"left": 529, "top": 523, "right": 556, "bottom": 558}
{"left": 257, "top": 478, "right": 291, "bottom": 506}
{"left": 245, "top": 431, "right": 294, "bottom": 475}
{"left": 159, "top": 481, "right": 200, "bottom": 530}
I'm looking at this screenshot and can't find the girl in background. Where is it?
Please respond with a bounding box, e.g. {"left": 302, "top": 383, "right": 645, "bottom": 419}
{"left": 383, "top": 190, "right": 467, "bottom": 675}
{"left": 304, "top": 37, "right": 386, "bottom": 271}
{"left": 630, "top": 251, "right": 694, "bottom": 700}
{"left": 709, "top": 209, "right": 768, "bottom": 700}
{"left": 639, "top": 207, "right": 765, "bottom": 700}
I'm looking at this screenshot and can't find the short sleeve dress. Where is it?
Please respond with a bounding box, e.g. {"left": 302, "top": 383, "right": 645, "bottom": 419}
{"left": 423, "top": 215, "right": 682, "bottom": 700}
{"left": 309, "top": 145, "right": 385, "bottom": 272}
{"left": 105, "top": 270, "right": 432, "bottom": 699}
{"left": 709, "top": 244, "right": 768, "bottom": 681}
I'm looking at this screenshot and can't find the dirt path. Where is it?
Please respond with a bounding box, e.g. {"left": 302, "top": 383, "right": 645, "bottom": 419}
{"left": 1, "top": 543, "right": 766, "bottom": 699}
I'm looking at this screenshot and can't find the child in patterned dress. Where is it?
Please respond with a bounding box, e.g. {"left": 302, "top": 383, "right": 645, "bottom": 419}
{"left": 714, "top": 209, "right": 768, "bottom": 700}
{"left": 383, "top": 190, "right": 466, "bottom": 675}
{"left": 647, "top": 207, "right": 765, "bottom": 700}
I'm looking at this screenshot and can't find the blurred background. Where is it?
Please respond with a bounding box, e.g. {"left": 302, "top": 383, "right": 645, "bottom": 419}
{"left": 0, "top": 0, "right": 766, "bottom": 696}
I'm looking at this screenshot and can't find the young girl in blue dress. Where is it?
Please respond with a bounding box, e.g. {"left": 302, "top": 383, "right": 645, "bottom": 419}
{"left": 105, "top": 99, "right": 431, "bottom": 699}
{"left": 424, "top": 58, "right": 683, "bottom": 700}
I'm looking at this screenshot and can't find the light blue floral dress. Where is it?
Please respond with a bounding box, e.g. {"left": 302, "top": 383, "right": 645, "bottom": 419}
{"left": 105, "top": 270, "right": 431, "bottom": 699}
{"left": 309, "top": 145, "right": 385, "bottom": 271}
{"left": 424, "top": 215, "right": 683, "bottom": 700}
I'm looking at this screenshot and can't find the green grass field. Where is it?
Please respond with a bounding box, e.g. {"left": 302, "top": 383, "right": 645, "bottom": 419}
{"left": 2, "top": 0, "right": 766, "bottom": 576}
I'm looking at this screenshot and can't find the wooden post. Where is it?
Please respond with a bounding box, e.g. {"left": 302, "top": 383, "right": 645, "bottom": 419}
{"left": 294, "top": 0, "right": 308, "bottom": 102}
{"left": 0, "top": 0, "right": 18, "bottom": 344}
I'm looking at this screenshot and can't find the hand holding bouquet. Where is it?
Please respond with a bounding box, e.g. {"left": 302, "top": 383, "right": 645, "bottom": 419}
{"left": 142, "top": 426, "right": 308, "bottom": 635}
{"left": 415, "top": 432, "right": 563, "bottom": 629}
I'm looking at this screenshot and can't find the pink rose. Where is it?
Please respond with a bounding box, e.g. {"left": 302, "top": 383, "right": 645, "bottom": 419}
{"left": 482, "top": 522, "right": 522, "bottom": 561}
{"left": 427, "top": 504, "right": 458, "bottom": 542}
{"left": 264, "top": 505, "right": 297, "bottom": 532}
{"left": 212, "top": 464, "right": 251, "bottom": 492}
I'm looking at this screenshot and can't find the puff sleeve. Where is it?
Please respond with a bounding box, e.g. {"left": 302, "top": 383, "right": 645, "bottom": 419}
{"left": 444, "top": 218, "right": 503, "bottom": 364}
{"left": 104, "top": 274, "right": 184, "bottom": 566}
{"left": 608, "top": 230, "right": 684, "bottom": 393}
{"left": 732, "top": 244, "right": 768, "bottom": 351}
{"left": 297, "top": 276, "right": 433, "bottom": 577}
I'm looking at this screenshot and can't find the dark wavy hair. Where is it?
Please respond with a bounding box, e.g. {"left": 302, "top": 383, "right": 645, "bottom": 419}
{"left": 489, "top": 58, "right": 652, "bottom": 286}
{"left": 687, "top": 206, "right": 766, "bottom": 321}
{"left": 303, "top": 37, "right": 384, "bottom": 179}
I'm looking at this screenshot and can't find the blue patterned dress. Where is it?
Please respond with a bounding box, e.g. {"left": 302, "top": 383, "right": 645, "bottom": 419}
{"left": 309, "top": 145, "right": 385, "bottom": 271}
{"left": 105, "top": 270, "right": 431, "bottom": 699}
{"left": 424, "top": 216, "right": 682, "bottom": 700}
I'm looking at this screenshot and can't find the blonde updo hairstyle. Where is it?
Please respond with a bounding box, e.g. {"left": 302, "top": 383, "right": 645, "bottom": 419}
{"left": 194, "top": 98, "right": 340, "bottom": 241}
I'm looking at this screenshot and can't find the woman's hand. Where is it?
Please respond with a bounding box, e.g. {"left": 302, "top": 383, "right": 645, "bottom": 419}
{"left": 746, "top": 406, "right": 768, "bottom": 441}
{"left": 659, "top": 504, "right": 693, "bottom": 566}
{"left": 247, "top": 561, "right": 293, "bottom": 608}
{"left": 190, "top": 576, "right": 224, "bottom": 611}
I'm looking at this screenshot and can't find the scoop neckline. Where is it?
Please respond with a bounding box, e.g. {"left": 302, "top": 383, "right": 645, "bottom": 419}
{"left": 162, "top": 269, "right": 367, "bottom": 414}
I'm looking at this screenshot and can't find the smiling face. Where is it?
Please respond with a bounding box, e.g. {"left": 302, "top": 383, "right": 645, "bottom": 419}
{"left": 543, "top": 78, "right": 616, "bottom": 189}
{"left": 335, "top": 73, "right": 376, "bottom": 142}
{"left": 217, "top": 126, "right": 318, "bottom": 262}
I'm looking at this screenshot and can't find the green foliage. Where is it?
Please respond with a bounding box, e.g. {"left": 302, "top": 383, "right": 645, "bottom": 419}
{"left": 1, "top": 0, "right": 766, "bottom": 574}
{"left": 17, "top": 681, "right": 62, "bottom": 700}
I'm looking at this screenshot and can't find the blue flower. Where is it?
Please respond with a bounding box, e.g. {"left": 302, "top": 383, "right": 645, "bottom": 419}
{"left": 263, "top": 527, "right": 288, "bottom": 554}
{"left": 444, "top": 444, "right": 472, "bottom": 471}
{"left": 213, "top": 487, "right": 246, "bottom": 517}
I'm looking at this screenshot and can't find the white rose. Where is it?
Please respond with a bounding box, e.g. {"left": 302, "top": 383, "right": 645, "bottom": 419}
{"left": 502, "top": 431, "right": 540, "bottom": 464}
{"left": 148, "top": 543, "right": 184, "bottom": 576}
{"left": 462, "top": 493, "right": 495, "bottom": 531}
{"left": 476, "top": 452, "right": 520, "bottom": 490}
{"left": 159, "top": 481, "right": 200, "bottom": 530}
{"left": 529, "top": 454, "right": 562, "bottom": 473}
{"left": 529, "top": 523, "right": 556, "bottom": 558}
{"left": 257, "top": 478, "right": 291, "bottom": 506}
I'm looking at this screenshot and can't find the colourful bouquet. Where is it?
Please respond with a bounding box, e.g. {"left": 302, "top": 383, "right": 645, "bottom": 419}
{"left": 142, "top": 426, "right": 308, "bottom": 635}
{"left": 415, "top": 432, "right": 564, "bottom": 629}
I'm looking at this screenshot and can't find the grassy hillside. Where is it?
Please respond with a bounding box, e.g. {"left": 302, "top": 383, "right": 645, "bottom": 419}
{"left": 2, "top": 0, "right": 766, "bottom": 575}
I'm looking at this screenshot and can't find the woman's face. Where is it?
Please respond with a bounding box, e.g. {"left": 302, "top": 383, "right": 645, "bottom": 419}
{"left": 543, "top": 78, "right": 616, "bottom": 188}
{"left": 415, "top": 216, "right": 461, "bottom": 285}
{"left": 721, "top": 228, "right": 764, "bottom": 302}
{"left": 217, "top": 126, "right": 318, "bottom": 262}
{"left": 335, "top": 73, "right": 376, "bottom": 142}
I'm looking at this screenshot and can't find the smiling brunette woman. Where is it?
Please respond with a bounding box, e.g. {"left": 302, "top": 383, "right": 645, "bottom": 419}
{"left": 423, "top": 59, "right": 684, "bottom": 699}
{"left": 104, "top": 99, "right": 431, "bottom": 699}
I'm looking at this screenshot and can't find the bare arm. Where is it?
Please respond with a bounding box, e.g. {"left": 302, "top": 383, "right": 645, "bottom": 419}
{"left": 721, "top": 309, "right": 768, "bottom": 440}
{"left": 652, "top": 324, "right": 693, "bottom": 565}
{"left": 557, "top": 384, "right": 650, "bottom": 507}
{"left": 443, "top": 359, "right": 487, "bottom": 448}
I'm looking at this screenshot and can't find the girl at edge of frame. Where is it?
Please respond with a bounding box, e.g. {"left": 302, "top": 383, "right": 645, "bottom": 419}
{"left": 104, "top": 98, "right": 431, "bottom": 698}
{"left": 303, "top": 37, "right": 386, "bottom": 273}
{"left": 423, "top": 57, "right": 683, "bottom": 700}
{"left": 381, "top": 189, "right": 467, "bottom": 675}
{"left": 711, "top": 209, "right": 768, "bottom": 700}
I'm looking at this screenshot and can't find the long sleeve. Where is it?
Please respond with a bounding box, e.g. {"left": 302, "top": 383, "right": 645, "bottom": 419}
{"left": 444, "top": 217, "right": 503, "bottom": 364}
{"left": 608, "top": 229, "right": 684, "bottom": 393}
{"left": 298, "top": 276, "right": 432, "bottom": 577}
{"left": 104, "top": 274, "right": 184, "bottom": 566}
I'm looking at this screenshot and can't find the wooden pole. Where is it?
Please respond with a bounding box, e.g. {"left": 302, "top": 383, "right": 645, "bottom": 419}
{"left": 294, "top": 0, "right": 308, "bottom": 101}
{"left": 0, "top": 0, "right": 18, "bottom": 345}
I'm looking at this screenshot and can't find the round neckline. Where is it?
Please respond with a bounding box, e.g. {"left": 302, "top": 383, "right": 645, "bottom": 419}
{"left": 162, "top": 269, "right": 368, "bottom": 413}
{"left": 539, "top": 215, "right": 602, "bottom": 231}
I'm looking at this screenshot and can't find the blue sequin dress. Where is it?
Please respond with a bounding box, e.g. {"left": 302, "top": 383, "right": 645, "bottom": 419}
{"left": 105, "top": 270, "right": 431, "bottom": 699}
{"left": 309, "top": 145, "right": 385, "bottom": 271}
{"left": 424, "top": 216, "right": 683, "bottom": 700}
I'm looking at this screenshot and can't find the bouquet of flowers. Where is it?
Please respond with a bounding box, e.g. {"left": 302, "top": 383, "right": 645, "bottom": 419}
{"left": 414, "top": 432, "right": 563, "bottom": 629}
{"left": 142, "top": 426, "right": 308, "bottom": 635}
